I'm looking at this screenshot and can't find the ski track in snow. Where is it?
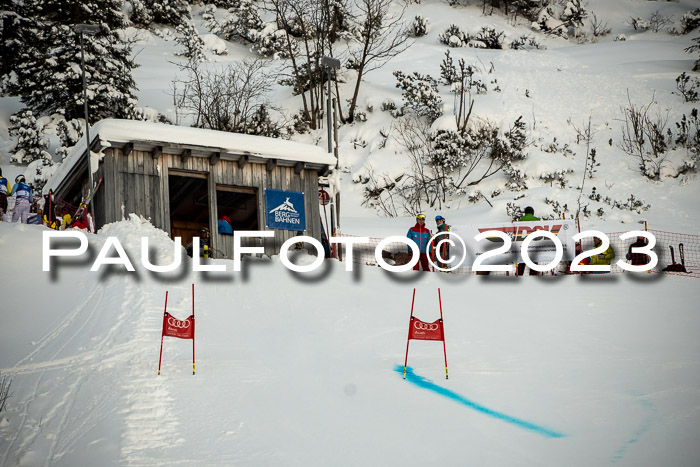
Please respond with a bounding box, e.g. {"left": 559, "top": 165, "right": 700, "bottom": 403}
{"left": 1, "top": 279, "right": 108, "bottom": 466}
{"left": 1, "top": 276, "right": 133, "bottom": 466}
{"left": 119, "top": 280, "right": 184, "bottom": 466}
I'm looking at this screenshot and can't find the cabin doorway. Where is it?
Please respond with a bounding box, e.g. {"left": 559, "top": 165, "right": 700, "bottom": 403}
{"left": 168, "top": 173, "right": 209, "bottom": 249}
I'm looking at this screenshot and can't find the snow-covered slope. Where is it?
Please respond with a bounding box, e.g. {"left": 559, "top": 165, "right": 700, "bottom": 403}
{"left": 2, "top": 1, "right": 700, "bottom": 465}
{"left": 1, "top": 219, "right": 699, "bottom": 466}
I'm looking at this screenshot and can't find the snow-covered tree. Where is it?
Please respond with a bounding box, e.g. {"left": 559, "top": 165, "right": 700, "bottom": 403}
{"left": 685, "top": 36, "right": 700, "bottom": 71}
{"left": 671, "top": 8, "right": 700, "bottom": 35}
{"left": 393, "top": 70, "right": 443, "bottom": 122}
{"left": 5, "top": 0, "right": 139, "bottom": 121}
{"left": 175, "top": 22, "right": 206, "bottom": 62}
{"left": 128, "top": 0, "right": 154, "bottom": 26}
{"left": 408, "top": 15, "right": 428, "bottom": 38}
{"left": 250, "top": 23, "right": 294, "bottom": 59}
{"left": 55, "top": 118, "right": 85, "bottom": 161}
{"left": 246, "top": 104, "right": 282, "bottom": 138}
{"left": 207, "top": 0, "right": 264, "bottom": 43}
{"left": 9, "top": 110, "right": 52, "bottom": 165}
{"left": 144, "top": 0, "right": 191, "bottom": 26}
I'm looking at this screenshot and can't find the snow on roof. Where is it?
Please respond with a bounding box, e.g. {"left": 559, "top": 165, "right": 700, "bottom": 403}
{"left": 45, "top": 119, "right": 336, "bottom": 193}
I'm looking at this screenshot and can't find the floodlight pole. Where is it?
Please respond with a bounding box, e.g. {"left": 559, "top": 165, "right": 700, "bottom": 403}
{"left": 321, "top": 56, "right": 340, "bottom": 158}
{"left": 75, "top": 24, "right": 100, "bottom": 209}
{"left": 321, "top": 56, "right": 341, "bottom": 251}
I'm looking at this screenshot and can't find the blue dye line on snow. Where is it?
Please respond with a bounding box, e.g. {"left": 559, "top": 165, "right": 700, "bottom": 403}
{"left": 395, "top": 365, "right": 565, "bottom": 439}
{"left": 610, "top": 393, "right": 656, "bottom": 464}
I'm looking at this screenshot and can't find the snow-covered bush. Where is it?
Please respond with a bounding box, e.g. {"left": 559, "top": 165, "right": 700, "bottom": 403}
{"left": 589, "top": 12, "right": 611, "bottom": 38}
{"left": 393, "top": 70, "right": 443, "bottom": 122}
{"left": 206, "top": 0, "right": 263, "bottom": 43}
{"left": 381, "top": 98, "right": 397, "bottom": 111}
{"left": 246, "top": 104, "right": 282, "bottom": 138}
{"left": 440, "top": 50, "right": 460, "bottom": 85}
{"left": 438, "top": 25, "right": 507, "bottom": 49}
{"left": 439, "top": 24, "right": 470, "bottom": 47}
{"left": 628, "top": 17, "right": 650, "bottom": 31}
{"left": 250, "top": 24, "right": 293, "bottom": 59}
{"left": 671, "top": 8, "right": 700, "bottom": 35}
{"left": 408, "top": 15, "right": 429, "bottom": 37}
{"left": 674, "top": 108, "right": 700, "bottom": 158}
{"left": 504, "top": 164, "right": 528, "bottom": 191}
{"left": 539, "top": 169, "right": 574, "bottom": 188}
{"left": 9, "top": 110, "right": 52, "bottom": 165}
{"left": 676, "top": 72, "right": 699, "bottom": 102}
{"left": 560, "top": 0, "right": 588, "bottom": 28}
{"left": 175, "top": 22, "right": 206, "bottom": 62}
{"left": 472, "top": 27, "right": 505, "bottom": 49}
{"left": 544, "top": 198, "right": 569, "bottom": 218}
{"left": 509, "top": 34, "right": 545, "bottom": 50}
{"left": 619, "top": 95, "right": 672, "bottom": 180}
{"left": 533, "top": 1, "right": 587, "bottom": 38}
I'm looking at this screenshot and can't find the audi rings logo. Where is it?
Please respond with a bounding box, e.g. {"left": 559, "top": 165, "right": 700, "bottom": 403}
{"left": 168, "top": 317, "right": 191, "bottom": 329}
{"left": 414, "top": 321, "right": 439, "bottom": 331}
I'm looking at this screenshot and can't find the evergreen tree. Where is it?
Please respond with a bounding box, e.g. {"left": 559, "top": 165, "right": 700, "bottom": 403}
{"left": 175, "top": 22, "right": 206, "bottom": 62}
{"left": 5, "top": 0, "right": 139, "bottom": 121}
{"left": 9, "top": 109, "right": 52, "bottom": 165}
{"left": 145, "top": 0, "right": 191, "bottom": 26}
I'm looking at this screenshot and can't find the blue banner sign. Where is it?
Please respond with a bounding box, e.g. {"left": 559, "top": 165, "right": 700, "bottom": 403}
{"left": 265, "top": 189, "right": 306, "bottom": 231}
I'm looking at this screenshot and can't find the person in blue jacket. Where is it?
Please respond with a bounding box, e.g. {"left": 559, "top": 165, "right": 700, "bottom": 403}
{"left": 10, "top": 174, "right": 32, "bottom": 223}
{"left": 0, "top": 168, "right": 11, "bottom": 221}
{"left": 407, "top": 213, "right": 431, "bottom": 271}
{"left": 218, "top": 215, "right": 233, "bottom": 235}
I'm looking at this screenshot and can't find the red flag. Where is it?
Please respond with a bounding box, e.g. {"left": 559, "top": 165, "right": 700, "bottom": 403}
{"left": 408, "top": 317, "right": 444, "bottom": 341}
{"left": 162, "top": 312, "right": 195, "bottom": 340}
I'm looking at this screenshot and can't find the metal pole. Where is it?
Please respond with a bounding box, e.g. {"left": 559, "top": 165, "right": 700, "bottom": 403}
{"left": 438, "top": 288, "right": 448, "bottom": 380}
{"left": 158, "top": 291, "right": 168, "bottom": 375}
{"left": 326, "top": 65, "right": 332, "bottom": 154}
{"left": 79, "top": 32, "right": 94, "bottom": 209}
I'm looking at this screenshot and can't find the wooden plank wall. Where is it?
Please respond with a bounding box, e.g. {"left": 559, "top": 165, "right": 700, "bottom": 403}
{"left": 97, "top": 149, "right": 322, "bottom": 258}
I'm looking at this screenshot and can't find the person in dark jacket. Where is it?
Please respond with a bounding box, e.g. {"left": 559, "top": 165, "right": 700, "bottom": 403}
{"left": 434, "top": 215, "right": 451, "bottom": 270}
{"left": 517, "top": 206, "right": 540, "bottom": 276}
{"left": 407, "top": 214, "right": 431, "bottom": 271}
{"left": 42, "top": 189, "right": 57, "bottom": 229}
{"left": 0, "top": 168, "right": 10, "bottom": 221}
{"left": 626, "top": 236, "right": 649, "bottom": 266}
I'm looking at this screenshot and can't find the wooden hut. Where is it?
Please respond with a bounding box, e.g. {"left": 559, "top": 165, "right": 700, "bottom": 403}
{"left": 46, "top": 119, "right": 336, "bottom": 258}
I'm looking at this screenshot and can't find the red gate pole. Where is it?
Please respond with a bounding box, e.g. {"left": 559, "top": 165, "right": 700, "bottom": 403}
{"left": 438, "top": 288, "right": 448, "bottom": 379}
{"left": 192, "top": 283, "right": 196, "bottom": 375}
{"left": 403, "top": 288, "right": 416, "bottom": 379}
{"left": 158, "top": 291, "right": 168, "bottom": 375}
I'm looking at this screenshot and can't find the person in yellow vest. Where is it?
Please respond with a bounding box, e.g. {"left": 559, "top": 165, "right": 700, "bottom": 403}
{"left": 60, "top": 214, "right": 72, "bottom": 230}
{"left": 589, "top": 237, "right": 615, "bottom": 272}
